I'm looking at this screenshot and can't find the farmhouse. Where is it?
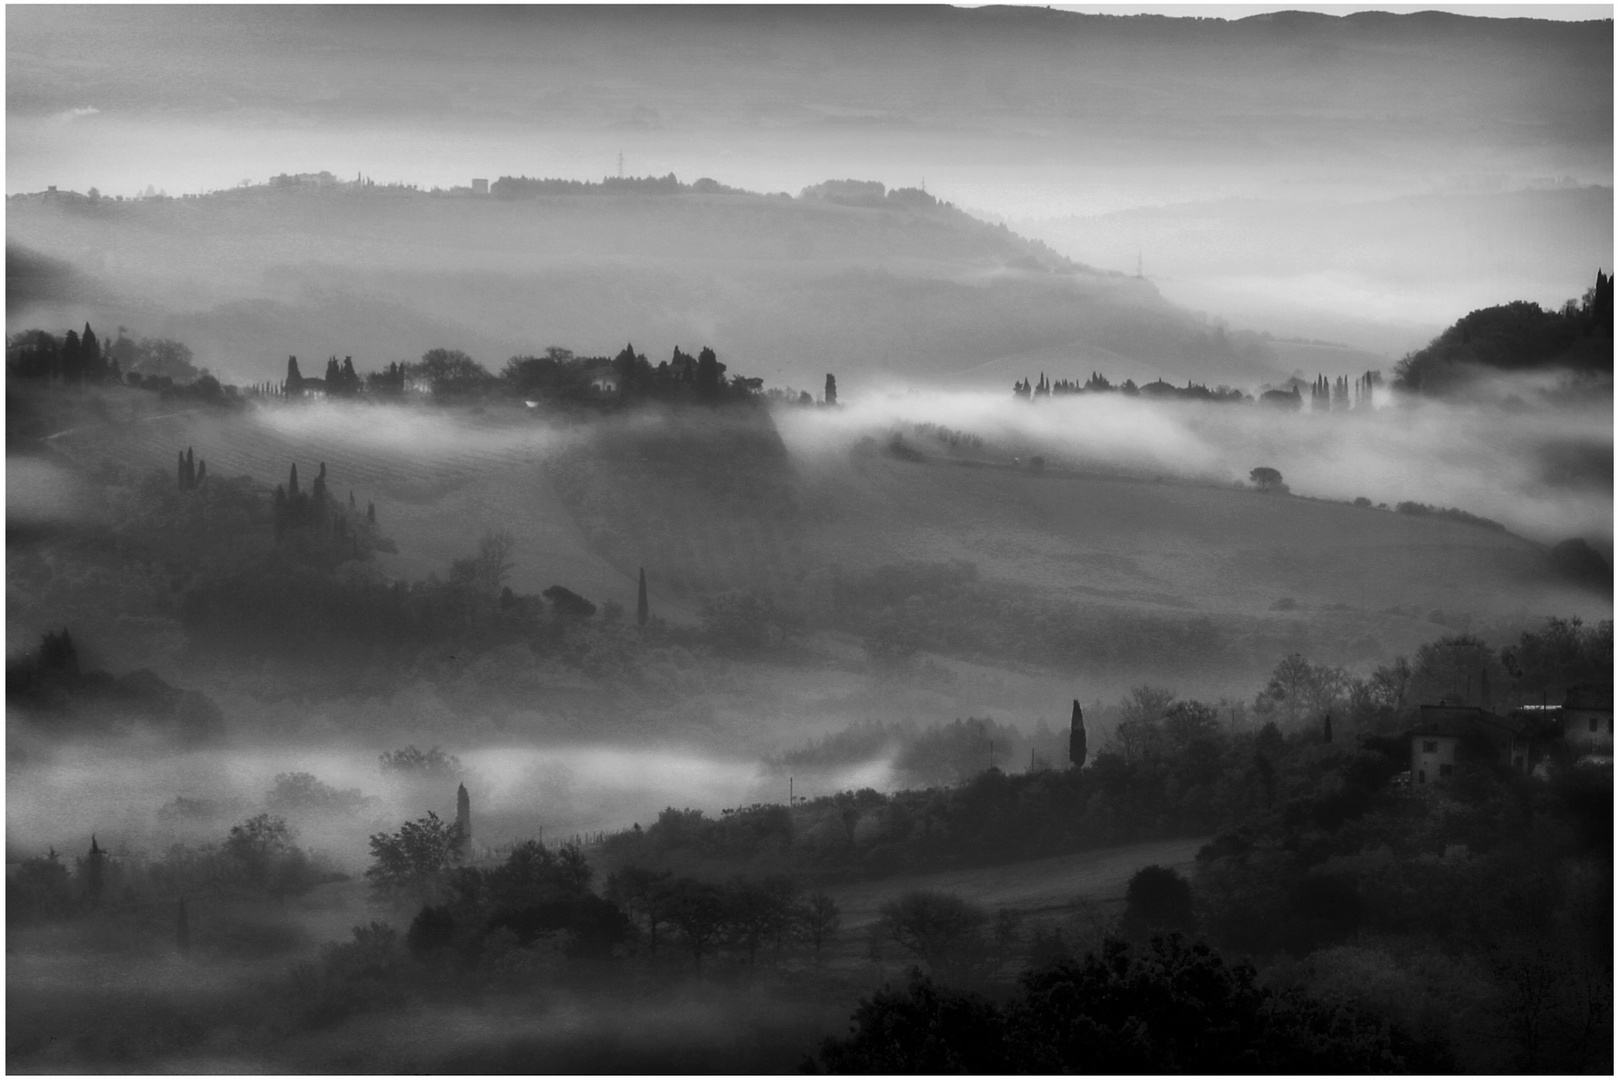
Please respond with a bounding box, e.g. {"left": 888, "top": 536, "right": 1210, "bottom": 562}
{"left": 281, "top": 355, "right": 328, "bottom": 399}
{"left": 1409, "top": 704, "right": 1537, "bottom": 787}
{"left": 1561, "top": 682, "right": 1613, "bottom": 760}
{"left": 1407, "top": 684, "right": 1613, "bottom": 787}
{"left": 1409, "top": 709, "right": 1469, "bottom": 788}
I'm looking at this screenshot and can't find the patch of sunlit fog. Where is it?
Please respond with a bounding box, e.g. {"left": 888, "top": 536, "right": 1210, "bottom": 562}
{"left": 464, "top": 744, "right": 764, "bottom": 839}
{"left": 746, "top": 757, "right": 898, "bottom": 805}
{"left": 778, "top": 384, "right": 1216, "bottom": 478}
{"left": 774, "top": 379, "right": 1612, "bottom": 544}
{"left": 6, "top": 741, "right": 399, "bottom": 870}
{"left": 249, "top": 399, "right": 577, "bottom": 462}
{"left": 466, "top": 743, "right": 899, "bottom": 836}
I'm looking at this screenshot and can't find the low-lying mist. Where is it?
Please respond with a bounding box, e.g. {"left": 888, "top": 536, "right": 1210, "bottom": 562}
{"left": 4, "top": 734, "right": 903, "bottom": 870}
{"left": 78, "top": 377, "right": 1611, "bottom": 551}
{"left": 777, "top": 380, "right": 1613, "bottom": 546}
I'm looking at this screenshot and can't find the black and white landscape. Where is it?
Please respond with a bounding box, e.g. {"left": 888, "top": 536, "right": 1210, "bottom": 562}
{"left": 6, "top": 4, "right": 1612, "bottom": 1074}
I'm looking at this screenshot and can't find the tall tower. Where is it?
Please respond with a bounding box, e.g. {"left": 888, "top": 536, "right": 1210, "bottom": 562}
{"left": 455, "top": 782, "right": 472, "bottom": 858}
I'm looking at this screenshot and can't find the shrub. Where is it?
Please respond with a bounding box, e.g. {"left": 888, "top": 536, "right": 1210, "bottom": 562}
{"left": 1121, "top": 865, "right": 1197, "bottom": 939}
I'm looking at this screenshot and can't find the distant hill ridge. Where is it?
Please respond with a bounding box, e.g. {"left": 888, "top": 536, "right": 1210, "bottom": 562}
{"left": 7, "top": 172, "right": 1287, "bottom": 390}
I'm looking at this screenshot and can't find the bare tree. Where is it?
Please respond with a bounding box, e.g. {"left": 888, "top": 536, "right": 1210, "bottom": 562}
{"left": 798, "top": 892, "right": 842, "bottom": 964}
{"left": 475, "top": 529, "right": 515, "bottom": 596}
{"left": 876, "top": 890, "right": 990, "bottom": 977}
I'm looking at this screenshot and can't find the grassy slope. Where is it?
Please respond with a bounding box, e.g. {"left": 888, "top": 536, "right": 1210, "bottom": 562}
{"left": 822, "top": 835, "right": 1207, "bottom": 934}
{"left": 539, "top": 411, "right": 1605, "bottom": 688}
{"left": 801, "top": 452, "right": 1584, "bottom": 621}
{"left": 31, "top": 387, "right": 1606, "bottom": 695}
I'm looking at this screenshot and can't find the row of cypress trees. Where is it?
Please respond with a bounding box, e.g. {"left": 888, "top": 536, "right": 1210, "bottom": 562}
{"left": 176, "top": 447, "right": 207, "bottom": 490}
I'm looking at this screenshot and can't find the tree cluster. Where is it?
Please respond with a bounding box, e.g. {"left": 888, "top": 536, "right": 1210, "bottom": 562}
{"left": 812, "top": 933, "right": 1447, "bottom": 1073}
{"left": 604, "top": 864, "right": 841, "bottom": 971}
{"left": 1394, "top": 271, "right": 1613, "bottom": 395}
{"left": 1192, "top": 731, "right": 1610, "bottom": 1071}
{"left": 7, "top": 629, "right": 226, "bottom": 742}
{"left": 9, "top": 812, "right": 332, "bottom": 928}
{"left": 7, "top": 324, "right": 214, "bottom": 389}
{"left": 491, "top": 172, "right": 696, "bottom": 198}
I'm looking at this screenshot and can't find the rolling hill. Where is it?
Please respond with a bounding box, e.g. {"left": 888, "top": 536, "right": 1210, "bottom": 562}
{"left": 6, "top": 183, "right": 1290, "bottom": 396}
{"left": 28, "top": 388, "right": 1606, "bottom": 699}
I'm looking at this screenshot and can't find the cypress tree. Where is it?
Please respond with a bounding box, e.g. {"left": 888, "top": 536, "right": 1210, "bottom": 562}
{"left": 825, "top": 373, "right": 838, "bottom": 406}
{"left": 195, "top": 460, "right": 206, "bottom": 485}
{"left": 312, "top": 462, "right": 327, "bottom": 504}
{"left": 1323, "top": 712, "right": 1333, "bottom": 743}
{"left": 184, "top": 447, "right": 196, "bottom": 490}
{"left": 324, "top": 356, "right": 341, "bottom": 385}
{"left": 695, "top": 347, "right": 722, "bottom": 401}
{"left": 367, "top": 501, "right": 376, "bottom": 524}
{"left": 84, "top": 835, "right": 105, "bottom": 907}
{"left": 455, "top": 783, "right": 472, "bottom": 857}
{"left": 288, "top": 463, "right": 300, "bottom": 497}
{"left": 61, "top": 330, "right": 84, "bottom": 382}
{"left": 1068, "top": 700, "right": 1088, "bottom": 769}
{"left": 178, "top": 450, "right": 188, "bottom": 492}
{"left": 285, "top": 355, "right": 303, "bottom": 395}
{"left": 637, "top": 567, "right": 649, "bottom": 626}
{"left": 81, "top": 324, "right": 103, "bottom": 381}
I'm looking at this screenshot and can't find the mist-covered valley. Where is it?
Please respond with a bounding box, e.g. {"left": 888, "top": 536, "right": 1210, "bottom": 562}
{"left": 7, "top": 355, "right": 1612, "bottom": 1069}
{"left": 7, "top": 4, "right": 1614, "bottom": 1075}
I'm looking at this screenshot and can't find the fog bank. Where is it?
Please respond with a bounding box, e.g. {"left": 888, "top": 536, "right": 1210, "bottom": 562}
{"left": 776, "top": 383, "right": 1613, "bottom": 546}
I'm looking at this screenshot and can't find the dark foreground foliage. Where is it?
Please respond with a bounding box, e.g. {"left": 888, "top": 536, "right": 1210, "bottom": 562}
{"left": 811, "top": 934, "right": 1452, "bottom": 1074}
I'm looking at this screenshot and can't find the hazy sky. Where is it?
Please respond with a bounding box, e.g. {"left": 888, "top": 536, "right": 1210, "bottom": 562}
{"left": 9, "top": 4, "right": 1611, "bottom": 208}
{"left": 1058, "top": 3, "right": 1607, "bottom": 17}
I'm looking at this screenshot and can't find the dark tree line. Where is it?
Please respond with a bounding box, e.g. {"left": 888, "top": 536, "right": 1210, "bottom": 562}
{"left": 10, "top": 326, "right": 793, "bottom": 417}
{"left": 1394, "top": 270, "right": 1613, "bottom": 395}
{"left": 811, "top": 933, "right": 1450, "bottom": 1073}
{"left": 8, "top": 629, "right": 225, "bottom": 742}
{"left": 504, "top": 342, "right": 766, "bottom": 408}
{"left": 7, "top": 324, "right": 213, "bottom": 388}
